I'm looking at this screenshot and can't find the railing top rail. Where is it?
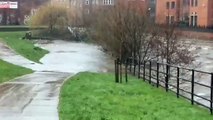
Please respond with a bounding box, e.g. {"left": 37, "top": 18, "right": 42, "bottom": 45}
{"left": 140, "top": 59, "right": 212, "bottom": 75}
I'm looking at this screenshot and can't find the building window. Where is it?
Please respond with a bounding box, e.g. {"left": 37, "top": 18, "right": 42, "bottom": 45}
{"left": 191, "top": 0, "right": 194, "bottom": 6}
{"left": 190, "top": 14, "right": 198, "bottom": 27}
{"left": 85, "top": 0, "right": 89, "bottom": 5}
{"left": 171, "top": 2, "right": 175, "bottom": 9}
{"left": 166, "top": 16, "right": 170, "bottom": 24}
{"left": 166, "top": 1, "right": 175, "bottom": 9}
{"left": 103, "top": 0, "right": 113, "bottom": 5}
{"left": 195, "top": 0, "right": 198, "bottom": 6}
{"left": 171, "top": 16, "right": 174, "bottom": 23}
{"left": 194, "top": 15, "right": 197, "bottom": 26}
{"left": 183, "top": 0, "right": 189, "bottom": 6}
{"left": 166, "top": 2, "right": 170, "bottom": 9}
{"left": 109, "top": 0, "right": 112, "bottom": 4}
{"left": 166, "top": 16, "right": 175, "bottom": 25}
{"left": 191, "top": 16, "right": 193, "bottom": 26}
{"left": 191, "top": 0, "right": 198, "bottom": 7}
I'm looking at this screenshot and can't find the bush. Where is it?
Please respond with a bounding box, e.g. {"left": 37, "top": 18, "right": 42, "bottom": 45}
{"left": 29, "top": 3, "right": 85, "bottom": 41}
{"left": 31, "top": 27, "right": 89, "bottom": 41}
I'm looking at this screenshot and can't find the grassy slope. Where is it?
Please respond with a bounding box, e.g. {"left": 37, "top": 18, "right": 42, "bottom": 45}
{"left": 59, "top": 72, "right": 212, "bottom": 120}
{"left": 0, "top": 31, "right": 48, "bottom": 63}
{"left": 0, "top": 59, "right": 33, "bottom": 83}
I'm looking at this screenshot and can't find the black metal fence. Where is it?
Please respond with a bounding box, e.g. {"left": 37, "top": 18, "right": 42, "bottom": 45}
{"left": 115, "top": 58, "right": 213, "bottom": 114}
{"left": 178, "top": 26, "right": 213, "bottom": 33}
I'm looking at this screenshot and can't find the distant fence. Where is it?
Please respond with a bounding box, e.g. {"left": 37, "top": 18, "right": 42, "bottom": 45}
{"left": 0, "top": 26, "right": 47, "bottom": 32}
{"left": 0, "top": 26, "right": 29, "bottom": 31}
{"left": 115, "top": 58, "right": 213, "bottom": 114}
{"left": 178, "top": 26, "right": 213, "bottom": 33}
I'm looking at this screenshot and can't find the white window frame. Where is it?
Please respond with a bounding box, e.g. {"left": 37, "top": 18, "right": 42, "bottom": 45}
{"left": 103, "top": 0, "right": 113, "bottom": 5}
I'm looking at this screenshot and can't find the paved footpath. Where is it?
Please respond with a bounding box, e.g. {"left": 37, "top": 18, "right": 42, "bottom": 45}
{"left": 0, "top": 72, "right": 70, "bottom": 120}
{"left": 0, "top": 40, "right": 109, "bottom": 120}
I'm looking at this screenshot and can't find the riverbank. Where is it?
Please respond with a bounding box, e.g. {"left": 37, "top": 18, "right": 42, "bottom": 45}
{"left": 59, "top": 72, "right": 212, "bottom": 120}
{"left": 181, "top": 31, "right": 213, "bottom": 40}
{"left": 0, "top": 40, "right": 110, "bottom": 120}
{"left": 0, "top": 59, "right": 33, "bottom": 84}
{"left": 0, "top": 31, "right": 49, "bottom": 63}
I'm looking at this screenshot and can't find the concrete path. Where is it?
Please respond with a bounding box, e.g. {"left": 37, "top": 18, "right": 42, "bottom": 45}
{"left": 0, "top": 40, "right": 110, "bottom": 120}
{"left": 0, "top": 72, "right": 70, "bottom": 120}
{"left": 0, "top": 42, "right": 40, "bottom": 70}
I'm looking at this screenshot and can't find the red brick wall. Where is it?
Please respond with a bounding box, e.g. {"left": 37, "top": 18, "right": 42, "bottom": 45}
{"left": 156, "top": 0, "right": 180, "bottom": 24}
{"left": 126, "top": 0, "right": 149, "bottom": 14}
{"left": 156, "top": 0, "right": 213, "bottom": 27}
{"left": 189, "top": 0, "right": 209, "bottom": 27}
{"left": 83, "top": 0, "right": 150, "bottom": 16}
{"left": 207, "top": 0, "right": 213, "bottom": 27}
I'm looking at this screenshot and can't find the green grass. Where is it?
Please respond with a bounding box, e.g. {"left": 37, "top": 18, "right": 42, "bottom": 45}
{"left": 59, "top": 72, "right": 212, "bottom": 120}
{"left": 0, "top": 59, "right": 33, "bottom": 83}
{"left": 0, "top": 31, "right": 49, "bottom": 63}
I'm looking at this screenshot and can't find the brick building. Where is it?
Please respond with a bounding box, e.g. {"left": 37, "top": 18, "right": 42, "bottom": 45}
{"left": 189, "top": 0, "right": 213, "bottom": 27}
{"left": 0, "top": 0, "right": 49, "bottom": 25}
{"left": 81, "top": 0, "right": 153, "bottom": 21}
{"left": 63, "top": 0, "right": 152, "bottom": 25}
{"left": 156, "top": 0, "right": 213, "bottom": 28}
{"left": 156, "top": 0, "right": 184, "bottom": 24}
{"left": 49, "top": 0, "right": 154, "bottom": 21}
{"left": 0, "top": 0, "right": 155, "bottom": 25}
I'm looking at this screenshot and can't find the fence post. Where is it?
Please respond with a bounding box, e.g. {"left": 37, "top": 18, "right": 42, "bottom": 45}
{"left": 115, "top": 59, "right": 119, "bottom": 83}
{"left": 114, "top": 59, "right": 117, "bottom": 83}
{"left": 191, "top": 69, "right": 195, "bottom": 105}
{"left": 149, "top": 61, "right": 152, "bottom": 84}
{"left": 119, "top": 59, "right": 122, "bottom": 83}
{"left": 138, "top": 58, "right": 141, "bottom": 79}
{"left": 129, "top": 58, "right": 132, "bottom": 73}
{"left": 125, "top": 59, "right": 128, "bottom": 83}
{"left": 143, "top": 61, "right": 146, "bottom": 81}
{"left": 165, "top": 64, "right": 169, "bottom": 92}
{"left": 133, "top": 59, "right": 136, "bottom": 76}
{"left": 210, "top": 73, "right": 213, "bottom": 114}
{"left": 177, "top": 67, "right": 180, "bottom": 98}
{"left": 157, "top": 63, "right": 159, "bottom": 88}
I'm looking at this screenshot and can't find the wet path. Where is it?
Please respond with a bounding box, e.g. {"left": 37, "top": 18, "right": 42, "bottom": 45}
{"left": 0, "top": 40, "right": 110, "bottom": 120}
{"left": 0, "top": 72, "right": 70, "bottom": 120}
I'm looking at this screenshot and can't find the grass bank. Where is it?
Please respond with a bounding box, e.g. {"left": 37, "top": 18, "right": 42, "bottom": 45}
{"left": 59, "top": 72, "right": 212, "bottom": 120}
{"left": 0, "top": 31, "right": 49, "bottom": 63}
{"left": 0, "top": 59, "right": 33, "bottom": 84}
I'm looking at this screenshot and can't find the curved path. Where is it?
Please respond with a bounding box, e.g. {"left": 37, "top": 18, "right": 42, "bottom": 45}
{"left": 0, "top": 40, "right": 110, "bottom": 120}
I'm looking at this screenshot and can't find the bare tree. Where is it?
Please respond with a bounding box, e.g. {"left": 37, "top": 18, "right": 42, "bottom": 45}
{"left": 30, "top": 4, "right": 69, "bottom": 31}
{"left": 152, "top": 25, "right": 194, "bottom": 65}
{"left": 90, "top": 2, "right": 194, "bottom": 82}
{"left": 29, "top": 1, "right": 85, "bottom": 40}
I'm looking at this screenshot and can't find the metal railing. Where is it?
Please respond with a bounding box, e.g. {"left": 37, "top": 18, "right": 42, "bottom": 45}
{"left": 116, "top": 58, "right": 213, "bottom": 114}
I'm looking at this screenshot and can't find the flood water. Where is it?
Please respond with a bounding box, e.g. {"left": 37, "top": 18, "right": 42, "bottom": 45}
{"left": 0, "top": 38, "right": 212, "bottom": 119}
{"left": 183, "top": 39, "right": 213, "bottom": 108}
{"left": 0, "top": 40, "right": 111, "bottom": 120}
